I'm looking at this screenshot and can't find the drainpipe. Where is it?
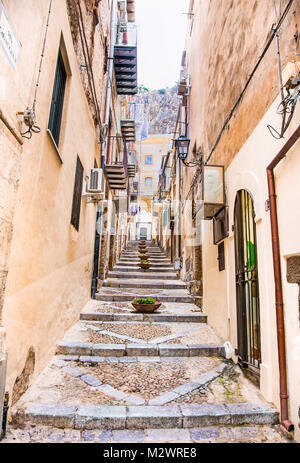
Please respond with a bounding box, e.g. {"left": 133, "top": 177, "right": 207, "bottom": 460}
{"left": 266, "top": 124, "right": 300, "bottom": 432}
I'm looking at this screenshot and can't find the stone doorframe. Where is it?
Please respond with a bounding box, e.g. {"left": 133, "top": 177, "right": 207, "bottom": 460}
{"left": 286, "top": 255, "right": 300, "bottom": 325}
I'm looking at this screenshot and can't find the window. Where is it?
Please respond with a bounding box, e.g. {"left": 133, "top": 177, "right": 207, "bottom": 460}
{"left": 48, "top": 49, "right": 67, "bottom": 146}
{"left": 145, "top": 177, "right": 152, "bottom": 187}
{"left": 218, "top": 242, "right": 225, "bottom": 271}
{"left": 145, "top": 155, "right": 152, "bottom": 165}
{"left": 71, "top": 156, "right": 84, "bottom": 231}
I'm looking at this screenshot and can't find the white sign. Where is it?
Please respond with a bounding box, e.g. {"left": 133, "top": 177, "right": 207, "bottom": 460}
{"left": 0, "top": 1, "right": 20, "bottom": 69}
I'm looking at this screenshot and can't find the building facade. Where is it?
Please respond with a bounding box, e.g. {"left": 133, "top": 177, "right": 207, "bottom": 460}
{"left": 0, "top": 0, "right": 137, "bottom": 420}
{"left": 128, "top": 134, "right": 172, "bottom": 241}
{"left": 158, "top": 0, "right": 300, "bottom": 441}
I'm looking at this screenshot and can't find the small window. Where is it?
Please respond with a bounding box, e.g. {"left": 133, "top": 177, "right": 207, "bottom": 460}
{"left": 48, "top": 50, "right": 67, "bottom": 146}
{"left": 145, "top": 177, "right": 152, "bottom": 187}
{"left": 145, "top": 155, "right": 152, "bottom": 165}
{"left": 218, "top": 242, "right": 225, "bottom": 272}
{"left": 71, "top": 156, "right": 84, "bottom": 231}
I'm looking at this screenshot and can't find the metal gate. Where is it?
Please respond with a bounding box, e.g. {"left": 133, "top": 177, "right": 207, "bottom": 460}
{"left": 234, "top": 190, "right": 261, "bottom": 382}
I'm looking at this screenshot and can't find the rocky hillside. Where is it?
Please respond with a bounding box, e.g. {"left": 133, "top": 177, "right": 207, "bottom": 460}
{"left": 134, "top": 86, "right": 180, "bottom": 136}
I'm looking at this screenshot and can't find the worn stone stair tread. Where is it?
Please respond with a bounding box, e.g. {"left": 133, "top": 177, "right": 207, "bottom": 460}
{"left": 56, "top": 341, "right": 224, "bottom": 357}
{"left": 102, "top": 279, "right": 186, "bottom": 289}
{"left": 80, "top": 312, "right": 208, "bottom": 323}
{"left": 13, "top": 402, "right": 279, "bottom": 430}
{"left": 112, "top": 267, "right": 175, "bottom": 272}
{"left": 95, "top": 294, "right": 195, "bottom": 303}
{"left": 113, "top": 264, "right": 175, "bottom": 268}
{"left": 108, "top": 271, "right": 178, "bottom": 279}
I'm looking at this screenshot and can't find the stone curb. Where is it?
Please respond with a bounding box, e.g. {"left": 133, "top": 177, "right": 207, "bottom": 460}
{"left": 80, "top": 313, "right": 207, "bottom": 323}
{"left": 56, "top": 342, "right": 224, "bottom": 357}
{"left": 14, "top": 403, "right": 279, "bottom": 430}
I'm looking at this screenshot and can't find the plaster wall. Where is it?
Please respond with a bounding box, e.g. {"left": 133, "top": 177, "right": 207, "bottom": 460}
{"left": 0, "top": 0, "right": 110, "bottom": 396}
{"left": 202, "top": 88, "right": 300, "bottom": 441}
{"left": 180, "top": 0, "right": 300, "bottom": 287}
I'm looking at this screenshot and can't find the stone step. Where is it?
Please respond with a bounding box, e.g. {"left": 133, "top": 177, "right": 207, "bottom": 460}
{"left": 111, "top": 267, "right": 177, "bottom": 274}
{"left": 119, "top": 257, "right": 170, "bottom": 262}
{"left": 126, "top": 249, "right": 163, "bottom": 253}
{"left": 108, "top": 271, "right": 178, "bottom": 279}
{"left": 116, "top": 262, "right": 173, "bottom": 268}
{"left": 95, "top": 294, "right": 194, "bottom": 303}
{"left": 121, "top": 255, "right": 167, "bottom": 257}
{"left": 102, "top": 279, "right": 186, "bottom": 289}
{"left": 80, "top": 312, "right": 207, "bottom": 323}
{"left": 13, "top": 403, "right": 279, "bottom": 430}
{"left": 56, "top": 342, "right": 224, "bottom": 357}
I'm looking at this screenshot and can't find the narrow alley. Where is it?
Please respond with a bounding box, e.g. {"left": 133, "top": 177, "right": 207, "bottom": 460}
{"left": 0, "top": 0, "right": 300, "bottom": 449}
{"left": 5, "top": 242, "right": 288, "bottom": 443}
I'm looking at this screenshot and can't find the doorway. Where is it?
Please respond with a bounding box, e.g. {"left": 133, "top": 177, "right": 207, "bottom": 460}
{"left": 234, "top": 189, "right": 261, "bottom": 384}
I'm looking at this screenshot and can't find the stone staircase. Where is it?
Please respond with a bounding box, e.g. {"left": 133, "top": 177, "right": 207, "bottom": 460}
{"left": 95, "top": 242, "right": 195, "bottom": 303}
{"left": 7, "top": 241, "right": 285, "bottom": 443}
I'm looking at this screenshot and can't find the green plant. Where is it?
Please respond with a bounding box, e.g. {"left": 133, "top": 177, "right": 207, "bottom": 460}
{"left": 140, "top": 259, "right": 149, "bottom": 264}
{"left": 135, "top": 297, "right": 156, "bottom": 304}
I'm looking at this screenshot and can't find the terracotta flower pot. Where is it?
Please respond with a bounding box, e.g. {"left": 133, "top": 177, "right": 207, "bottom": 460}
{"left": 131, "top": 300, "right": 162, "bottom": 313}
{"left": 139, "top": 262, "right": 151, "bottom": 269}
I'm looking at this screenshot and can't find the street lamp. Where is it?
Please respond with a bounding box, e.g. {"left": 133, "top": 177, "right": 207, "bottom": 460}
{"left": 175, "top": 135, "right": 190, "bottom": 160}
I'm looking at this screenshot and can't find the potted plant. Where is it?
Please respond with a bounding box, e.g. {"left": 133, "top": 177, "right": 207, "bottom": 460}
{"left": 131, "top": 297, "right": 161, "bottom": 313}
{"left": 139, "top": 259, "right": 151, "bottom": 270}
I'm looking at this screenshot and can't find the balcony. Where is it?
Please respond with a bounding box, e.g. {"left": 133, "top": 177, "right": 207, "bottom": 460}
{"left": 114, "top": 23, "right": 138, "bottom": 95}
{"left": 105, "top": 162, "right": 127, "bottom": 190}
{"left": 126, "top": 144, "right": 137, "bottom": 177}
{"left": 121, "top": 98, "right": 136, "bottom": 142}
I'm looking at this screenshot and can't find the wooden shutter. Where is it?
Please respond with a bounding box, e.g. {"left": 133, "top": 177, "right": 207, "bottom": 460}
{"left": 71, "top": 156, "right": 84, "bottom": 231}
{"left": 48, "top": 50, "right": 67, "bottom": 146}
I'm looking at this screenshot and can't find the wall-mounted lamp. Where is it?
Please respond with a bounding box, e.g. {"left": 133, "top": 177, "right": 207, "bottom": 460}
{"left": 175, "top": 135, "right": 190, "bottom": 160}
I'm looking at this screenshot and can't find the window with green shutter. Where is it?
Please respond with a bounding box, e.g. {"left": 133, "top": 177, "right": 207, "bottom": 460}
{"left": 71, "top": 156, "right": 84, "bottom": 231}
{"left": 48, "top": 50, "right": 67, "bottom": 146}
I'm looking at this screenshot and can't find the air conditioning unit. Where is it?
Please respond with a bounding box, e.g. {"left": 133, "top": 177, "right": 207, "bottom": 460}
{"left": 83, "top": 168, "right": 106, "bottom": 203}
{"left": 87, "top": 168, "right": 104, "bottom": 193}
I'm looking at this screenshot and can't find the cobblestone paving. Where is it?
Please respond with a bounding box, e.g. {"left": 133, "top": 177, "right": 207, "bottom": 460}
{"left": 3, "top": 424, "right": 291, "bottom": 443}
{"left": 6, "top": 244, "right": 293, "bottom": 444}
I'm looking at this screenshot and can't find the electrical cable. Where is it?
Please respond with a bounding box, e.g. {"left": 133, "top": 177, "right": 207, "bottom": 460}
{"left": 205, "top": 0, "right": 294, "bottom": 164}
{"left": 74, "top": 0, "right": 102, "bottom": 134}
{"left": 21, "top": 0, "right": 53, "bottom": 138}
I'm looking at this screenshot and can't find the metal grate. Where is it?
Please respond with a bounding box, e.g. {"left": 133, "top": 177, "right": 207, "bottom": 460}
{"left": 234, "top": 190, "right": 261, "bottom": 377}
{"left": 90, "top": 170, "right": 99, "bottom": 190}
{"left": 48, "top": 50, "right": 67, "bottom": 146}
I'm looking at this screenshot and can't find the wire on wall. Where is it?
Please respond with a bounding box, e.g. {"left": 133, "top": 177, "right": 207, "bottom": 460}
{"left": 20, "top": 0, "right": 53, "bottom": 138}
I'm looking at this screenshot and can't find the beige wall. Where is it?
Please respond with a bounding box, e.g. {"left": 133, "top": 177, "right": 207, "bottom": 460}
{"left": 0, "top": 0, "right": 111, "bottom": 397}
{"left": 176, "top": 0, "right": 300, "bottom": 440}
{"left": 202, "top": 86, "right": 300, "bottom": 441}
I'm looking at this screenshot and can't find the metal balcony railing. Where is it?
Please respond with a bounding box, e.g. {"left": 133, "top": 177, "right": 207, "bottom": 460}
{"left": 121, "top": 101, "right": 135, "bottom": 121}
{"left": 115, "top": 23, "right": 137, "bottom": 48}
{"left": 114, "top": 23, "right": 138, "bottom": 95}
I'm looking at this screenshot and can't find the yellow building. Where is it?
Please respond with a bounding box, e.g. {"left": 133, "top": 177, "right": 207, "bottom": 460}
{"left": 0, "top": 0, "right": 138, "bottom": 415}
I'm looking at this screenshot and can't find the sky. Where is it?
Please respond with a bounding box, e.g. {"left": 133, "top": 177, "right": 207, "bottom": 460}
{"left": 135, "top": 0, "right": 190, "bottom": 90}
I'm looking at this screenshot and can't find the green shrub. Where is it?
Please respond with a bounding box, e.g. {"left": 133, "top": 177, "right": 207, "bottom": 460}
{"left": 135, "top": 297, "right": 155, "bottom": 304}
